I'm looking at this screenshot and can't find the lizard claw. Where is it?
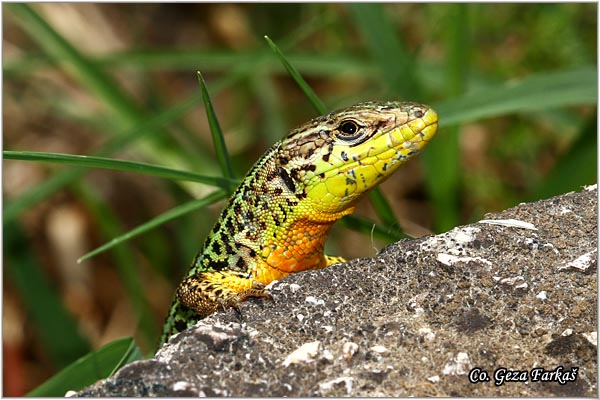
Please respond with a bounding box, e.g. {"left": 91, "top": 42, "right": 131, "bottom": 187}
{"left": 219, "top": 280, "right": 274, "bottom": 317}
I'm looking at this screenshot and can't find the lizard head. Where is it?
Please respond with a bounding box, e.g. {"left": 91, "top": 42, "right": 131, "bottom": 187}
{"left": 276, "top": 101, "right": 438, "bottom": 215}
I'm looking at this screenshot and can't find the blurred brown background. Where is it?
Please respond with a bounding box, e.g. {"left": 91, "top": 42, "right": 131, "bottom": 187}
{"left": 3, "top": 3, "right": 596, "bottom": 395}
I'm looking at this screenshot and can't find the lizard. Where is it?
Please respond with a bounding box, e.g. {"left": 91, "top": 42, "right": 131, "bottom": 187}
{"left": 159, "top": 100, "right": 438, "bottom": 346}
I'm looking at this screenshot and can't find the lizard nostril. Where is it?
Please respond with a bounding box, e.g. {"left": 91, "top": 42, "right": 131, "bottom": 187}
{"left": 413, "top": 109, "right": 424, "bottom": 118}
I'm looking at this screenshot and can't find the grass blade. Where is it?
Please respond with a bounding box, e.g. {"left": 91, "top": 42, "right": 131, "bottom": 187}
{"left": 532, "top": 114, "right": 597, "bottom": 200}
{"left": 4, "top": 221, "right": 91, "bottom": 368}
{"left": 3, "top": 151, "right": 238, "bottom": 188}
{"left": 78, "top": 190, "right": 227, "bottom": 263}
{"left": 3, "top": 168, "right": 84, "bottom": 223}
{"left": 346, "top": 3, "right": 420, "bottom": 99}
{"left": 434, "top": 67, "right": 597, "bottom": 127}
{"left": 197, "top": 71, "right": 236, "bottom": 184}
{"left": 341, "top": 215, "right": 405, "bottom": 243}
{"left": 422, "top": 4, "right": 469, "bottom": 231}
{"left": 264, "top": 35, "right": 327, "bottom": 114}
{"left": 74, "top": 184, "right": 160, "bottom": 348}
{"left": 27, "top": 337, "right": 143, "bottom": 397}
{"left": 4, "top": 49, "right": 380, "bottom": 80}
{"left": 6, "top": 4, "right": 140, "bottom": 126}
{"left": 249, "top": 71, "right": 288, "bottom": 143}
{"left": 367, "top": 188, "right": 401, "bottom": 230}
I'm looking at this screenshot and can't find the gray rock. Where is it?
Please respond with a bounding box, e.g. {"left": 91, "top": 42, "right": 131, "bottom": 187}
{"left": 76, "top": 185, "right": 597, "bottom": 397}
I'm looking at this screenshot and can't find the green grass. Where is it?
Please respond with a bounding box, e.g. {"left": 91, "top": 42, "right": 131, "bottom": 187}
{"left": 26, "top": 338, "right": 143, "bottom": 397}
{"left": 3, "top": 3, "right": 596, "bottom": 396}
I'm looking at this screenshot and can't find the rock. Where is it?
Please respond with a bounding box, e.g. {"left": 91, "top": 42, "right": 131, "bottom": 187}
{"left": 76, "top": 185, "right": 597, "bottom": 397}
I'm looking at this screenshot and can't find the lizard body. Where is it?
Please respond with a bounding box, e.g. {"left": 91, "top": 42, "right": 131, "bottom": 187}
{"left": 160, "top": 101, "right": 438, "bottom": 345}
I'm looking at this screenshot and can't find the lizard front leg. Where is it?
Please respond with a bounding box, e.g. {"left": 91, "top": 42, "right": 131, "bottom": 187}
{"left": 176, "top": 271, "right": 272, "bottom": 318}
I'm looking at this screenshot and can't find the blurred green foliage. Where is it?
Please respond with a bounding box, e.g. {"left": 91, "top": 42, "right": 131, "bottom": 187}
{"left": 2, "top": 3, "right": 596, "bottom": 395}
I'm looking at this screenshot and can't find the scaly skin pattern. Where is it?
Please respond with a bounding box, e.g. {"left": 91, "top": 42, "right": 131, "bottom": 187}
{"left": 160, "top": 101, "right": 438, "bottom": 345}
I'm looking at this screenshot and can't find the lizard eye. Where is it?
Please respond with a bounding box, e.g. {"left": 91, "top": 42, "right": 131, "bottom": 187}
{"left": 339, "top": 120, "right": 358, "bottom": 135}
{"left": 336, "top": 120, "right": 366, "bottom": 144}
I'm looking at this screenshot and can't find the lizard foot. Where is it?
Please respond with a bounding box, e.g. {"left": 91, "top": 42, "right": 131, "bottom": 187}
{"left": 177, "top": 272, "right": 273, "bottom": 318}
{"left": 222, "top": 280, "right": 274, "bottom": 314}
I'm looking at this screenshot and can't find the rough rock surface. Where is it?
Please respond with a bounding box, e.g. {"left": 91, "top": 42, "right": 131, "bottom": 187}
{"left": 76, "top": 186, "right": 597, "bottom": 397}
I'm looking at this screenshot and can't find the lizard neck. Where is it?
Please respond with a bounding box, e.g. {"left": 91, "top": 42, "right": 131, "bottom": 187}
{"left": 192, "top": 145, "right": 354, "bottom": 280}
{"left": 258, "top": 208, "right": 353, "bottom": 277}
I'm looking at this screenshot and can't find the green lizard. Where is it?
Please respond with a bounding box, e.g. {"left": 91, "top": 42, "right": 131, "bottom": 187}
{"left": 160, "top": 101, "right": 438, "bottom": 346}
